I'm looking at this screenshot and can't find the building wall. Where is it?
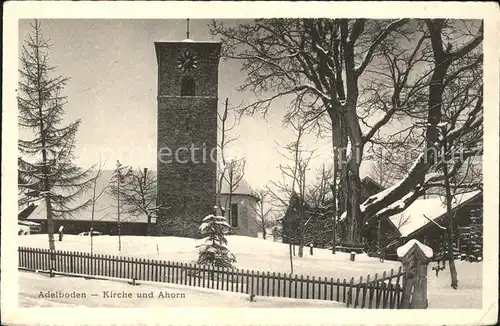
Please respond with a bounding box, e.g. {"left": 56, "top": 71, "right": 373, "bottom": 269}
{"left": 220, "top": 193, "right": 258, "bottom": 237}
{"left": 155, "top": 42, "right": 221, "bottom": 238}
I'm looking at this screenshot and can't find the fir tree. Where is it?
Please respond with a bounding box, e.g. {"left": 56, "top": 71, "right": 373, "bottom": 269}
{"left": 197, "top": 208, "right": 236, "bottom": 268}
{"left": 18, "top": 20, "right": 93, "bottom": 253}
{"left": 459, "top": 209, "right": 483, "bottom": 262}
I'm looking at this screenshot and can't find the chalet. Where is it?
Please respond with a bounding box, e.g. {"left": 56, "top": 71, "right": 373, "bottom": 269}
{"left": 360, "top": 176, "right": 385, "bottom": 200}
{"left": 19, "top": 199, "right": 151, "bottom": 235}
{"left": 382, "top": 190, "right": 482, "bottom": 260}
{"left": 281, "top": 177, "right": 384, "bottom": 248}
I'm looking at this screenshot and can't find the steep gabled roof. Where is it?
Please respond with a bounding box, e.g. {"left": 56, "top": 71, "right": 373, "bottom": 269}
{"left": 23, "top": 170, "right": 149, "bottom": 223}
{"left": 18, "top": 203, "right": 37, "bottom": 220}
{"left": 26, "top": 199, "right": 149, "bottom": 223}
{"left": 218, "top": 177, "right": 257, "bottom": 199}
{"left": 361, "top": 177, "right": 384, "bottom": 192}
{"left": 387, "top": 190, "right": 481, "bottom": 237}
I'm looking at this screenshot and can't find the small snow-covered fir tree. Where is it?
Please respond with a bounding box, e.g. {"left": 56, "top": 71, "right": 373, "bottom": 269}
{"left": 467, "top": 216, "right": 483, "bottom": 262}
{"left": 197, "top": 208, "right": 236, "bottom": 268}
{"left": 459, "top": 209, "right": 483, "bottom": 262}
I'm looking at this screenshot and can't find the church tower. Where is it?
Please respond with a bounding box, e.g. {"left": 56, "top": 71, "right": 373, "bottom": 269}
{"left": 154, "top": 22, "right": 221, "bottom": 237}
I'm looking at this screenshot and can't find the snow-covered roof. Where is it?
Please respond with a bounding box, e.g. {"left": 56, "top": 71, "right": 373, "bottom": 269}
{"left": 26, "top": 199, "right": 149, "bottom": 223}
{"left": 24, "top": 170, "right": 149, "bottom": 223}
{"left": 388, "top": 190, "right": 481, "bottom": 237}
{"left": 22, "top": 170, "right": 257, "bottom": 222}
{"left": 218, "top": 178, "right": 254, "bottom": 197}
{"left": 18, "top": 220, "right": 41, "bottom": 226}
{"left": 155, "top": 40, "right": 221, "bottom": 44}
{"left": 397, "top": 239, "right": 433, "bottom": 258}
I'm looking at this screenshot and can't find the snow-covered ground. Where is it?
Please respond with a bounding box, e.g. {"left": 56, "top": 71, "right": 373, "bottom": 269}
{"left": 18, "top": 234, "right": 482, "bottom": 308}
{"left": 18, "top": 271, "right": 345, "bottom": 308}
{"left": 427, "top": 260, "right": 483, "bottom": 308}
{"left": 19, "top": 234, "right": 401, "bottom": 279}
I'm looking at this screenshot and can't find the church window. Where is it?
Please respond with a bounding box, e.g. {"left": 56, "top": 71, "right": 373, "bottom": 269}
{"left": 181, "top": 76, "right": 195, "bottom": 96}
{"left": 230, "top": 203, "right": 238, "bottom": 227}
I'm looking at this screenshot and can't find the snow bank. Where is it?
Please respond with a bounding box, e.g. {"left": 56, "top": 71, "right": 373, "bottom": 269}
{"left": 396, "top": 239, "right": 433, "bottom": 258}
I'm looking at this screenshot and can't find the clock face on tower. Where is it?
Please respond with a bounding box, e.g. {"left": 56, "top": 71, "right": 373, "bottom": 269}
{"left": 176, "top": 49, "right": 198, "bottom": 72}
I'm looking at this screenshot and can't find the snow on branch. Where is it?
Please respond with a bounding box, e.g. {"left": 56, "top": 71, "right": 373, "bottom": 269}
{"left": 422, "top": 214, "right": 446, "bottom": 230}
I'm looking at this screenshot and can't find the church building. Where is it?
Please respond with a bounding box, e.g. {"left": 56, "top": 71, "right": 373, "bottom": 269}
{"left": 19, "top": 22, "right": 259, "bottom": 239}
{"left": 154, "top": 22, "right": 258, "bottom": 238}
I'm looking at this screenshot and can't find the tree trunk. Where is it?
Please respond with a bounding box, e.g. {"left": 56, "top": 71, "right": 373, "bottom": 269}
{"left": 446, "top": 226, "right": 458, "bottom": 288}
{"left": 298, "top": 206, "right": 305, "bottom": 258}
{"left": 346, "top": 159, "right": 363, "bottom": 244}
{"left": 46, "top": 197, "right": 55, "bottom": 253}
{"left": 328, "top": 109, "right": 348, "bottom": 244}
{"left": 442, "top": 128, "right": 458, "bottom": 289}
{"left": 331, "top": 178, "right": 337, "bottom": 254}
{"left": 377, "top": 219, "right": 381, "bottom": 257}
{"left": 144, "top": 168, "right": 149, "bottom": 236}
{"left": 117, "top": 176, "right": 122, "bottom": 252}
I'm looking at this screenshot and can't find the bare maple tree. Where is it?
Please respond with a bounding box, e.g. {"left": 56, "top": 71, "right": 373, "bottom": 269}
{"left": 223, "top": 158, "right": 246, "bottom": 228}
{"left": 89, "top": 156, "right": 111, "bottom": 255}
{"left": 211, "top": 19, "right": 483, "bottom": 245}
{"left": 216, "top": 98, "right": 246, "bottom": 220}
{"left": 266, "top": 119, "right": 315, "bottom": 257}
{"left": 250, "top": 189, "right": 275, "bottom": 240}
{"left": 115, "top": 167, "right": 160, "bottom": 236}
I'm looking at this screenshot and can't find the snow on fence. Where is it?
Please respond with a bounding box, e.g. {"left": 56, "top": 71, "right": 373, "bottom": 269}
{"left": 18, "top": 247, "right": 403, "bottom": 308}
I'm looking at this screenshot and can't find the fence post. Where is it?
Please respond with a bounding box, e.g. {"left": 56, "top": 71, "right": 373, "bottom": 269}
{"left": 398, "top": 240, "right": 432, "bottom": 309}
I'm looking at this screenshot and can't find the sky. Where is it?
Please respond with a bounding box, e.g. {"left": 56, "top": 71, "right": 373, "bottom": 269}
{"left": 17, "top": 19, "right": 370, "bottom": 191}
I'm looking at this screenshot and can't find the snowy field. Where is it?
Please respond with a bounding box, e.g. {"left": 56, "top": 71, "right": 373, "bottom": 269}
{"left": 18, "top": 234, "right": 482, "bottom": 308}
{"left": 18, "top": 234, "right": 401, "bottom": 279}
{"left": 19, "top": 271, "right": 345, "bottom": 308}
{"left": 427, "top": 260, "right": 483, "bottom": 308}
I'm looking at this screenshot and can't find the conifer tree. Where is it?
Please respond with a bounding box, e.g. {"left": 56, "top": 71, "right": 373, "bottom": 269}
{"left": 197, "top": 208, "right": 236, "bottom": 268}
{"left": 18, "top": 20, "right": 93, "bottom": 253}
{"left": 459, "top": 208, "right": 483, "bottom": 262}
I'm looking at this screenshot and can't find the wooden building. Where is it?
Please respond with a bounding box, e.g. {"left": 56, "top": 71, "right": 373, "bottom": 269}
{"left": 382, "top": 190, "right": 482, "bottom": 260}
{"left": 19, "top": 199, "right": 151, "bottom": 235}
{"left": 281, "top": 177, "right": 384, "bottom": 248}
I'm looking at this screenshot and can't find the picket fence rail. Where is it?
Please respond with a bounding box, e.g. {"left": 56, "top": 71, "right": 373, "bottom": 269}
{"left": 18, "top": 247, "right": 404, "bottom": 309}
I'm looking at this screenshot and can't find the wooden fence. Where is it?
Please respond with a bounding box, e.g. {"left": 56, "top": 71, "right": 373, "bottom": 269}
{"left": 18, "top": 247, "right": 403, "bottom": 308}
{"left": 347, "top": 266, "right": 404, "bottom": 309}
